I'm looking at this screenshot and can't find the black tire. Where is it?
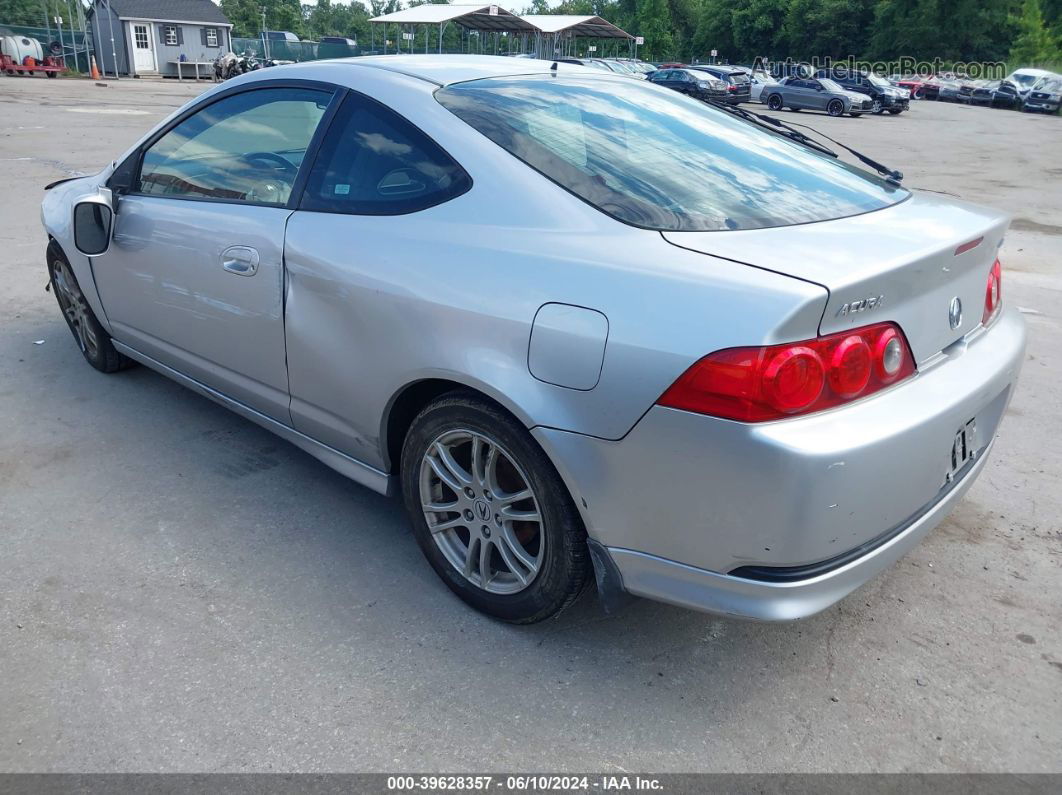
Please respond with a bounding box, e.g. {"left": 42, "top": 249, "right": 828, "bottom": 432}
{"left": 888, "top": 107, "right": 903, "bottom": 115}
{"left": 827, "top": 99, "right": 844, "bottom": 117}
{"left": 401, "top": 392, "right": 591, "bottom": 623}
{"left": 848, "top": 112, "right": 861, "bottom": 117}
{"left": 766, "top": 94, "right": 783, "bottom": 111}
{"left": 46, "top": 71, "right": 57, "bottom": 78}
{"left": 47, "top": 241, "right": 130, "bottom": 373}
{"left": 872, "top": 100, "right": 884, "bottom": 114}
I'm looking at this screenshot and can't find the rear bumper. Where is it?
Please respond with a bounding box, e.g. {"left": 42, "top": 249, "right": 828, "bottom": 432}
{"left": 535, "top": 307, "right": 1026, "bottom": 619}
{"left": 608, "top": 439, "right": 992, "bottom": 621}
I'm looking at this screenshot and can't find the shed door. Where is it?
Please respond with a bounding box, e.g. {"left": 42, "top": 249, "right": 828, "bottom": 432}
{"left": 131, "top": 24, "right": 155, "bottom": 72}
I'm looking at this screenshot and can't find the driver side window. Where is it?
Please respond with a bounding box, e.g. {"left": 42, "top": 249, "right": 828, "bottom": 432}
{"left": 138, "top": 87, "right": 332, "bottom": 206}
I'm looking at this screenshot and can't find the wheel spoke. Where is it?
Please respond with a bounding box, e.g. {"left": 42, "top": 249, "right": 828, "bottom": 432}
{"left": 496, "top": 488, "right": 532, "bottom": 507}
{"left": 427, "top": 453, "right": 464, "bottom": 494}
{"left": 478, "top": 537, "right": 493, "bottom": 586}
{"left": 463, "top": 538, "right": 478, "bottom": 578}
{"left": 500, "top": 506, "right": 540, "bottom": 523}
{"left": 470, "top": 434, "right": 488, "bottom": 486}
{"left": 422, "top": 499, "right": 459, "bottom": 515}
{"left": 433, "top": 440, "right": 472, "bottom": 487}
{"left": 427, "top": 515, "right": 465, "bottom": 534}
{"left": 499, "top": 524, "right": 536, "bottom": 574}
{"left": 494, "top": 535, "right": 530, "bottom": 585}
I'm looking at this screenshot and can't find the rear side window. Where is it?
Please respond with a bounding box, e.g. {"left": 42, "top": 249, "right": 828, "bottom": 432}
{"left": 301, "top": 94, "right": 471, "bottom": 215}
{"left": 436, "top": 75, "right": 906, "bottom": 232}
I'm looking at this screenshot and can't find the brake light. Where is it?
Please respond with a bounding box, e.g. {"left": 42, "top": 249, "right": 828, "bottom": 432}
{"left": 657, "top": 322, "right": 916, "bottom": 422}
{"left": 727, "top": 84, "right": 737, "bottom": 91}
{"left": 982, "top": 259, "right": 1002, "bottom": 326}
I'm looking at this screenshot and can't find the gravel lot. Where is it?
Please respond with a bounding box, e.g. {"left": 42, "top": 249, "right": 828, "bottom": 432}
{"left": 1, "top": 75, "right": 1059, "bottom": 773}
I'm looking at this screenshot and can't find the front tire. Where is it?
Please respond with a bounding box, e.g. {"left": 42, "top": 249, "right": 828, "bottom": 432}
{"left": 872, "top": 100, "right": 884, "bottom": 114}
{"left": 827, "top": 99, "right": 844, "bottom": 117}
{"left": 401, "top": 393, "right": 591, "bottom": 623}
{"left": 47, "top": 242, "right": 129, "bottom": 373}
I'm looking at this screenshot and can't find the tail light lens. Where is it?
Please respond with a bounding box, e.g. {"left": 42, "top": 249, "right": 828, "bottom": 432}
{"left": 982, "top": 259, "right": 1002, "bottom": 326}
{"left": 657, "top": 322, "right": 916, "bottom": 422}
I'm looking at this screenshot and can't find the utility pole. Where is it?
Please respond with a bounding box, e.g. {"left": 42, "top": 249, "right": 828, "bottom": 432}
{"left": 260, "top": 7, "right": 269, "bottom": 59}
{"left": 105, "top": 0, "right": 119, "bottom": 77}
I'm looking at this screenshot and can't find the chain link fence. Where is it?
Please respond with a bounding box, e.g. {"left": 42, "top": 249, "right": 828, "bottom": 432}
{"left": 1, "top": 24, "right": 91, "bottom": 72}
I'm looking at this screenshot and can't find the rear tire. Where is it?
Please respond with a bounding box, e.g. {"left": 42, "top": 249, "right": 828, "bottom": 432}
{"left": 401, "top": 392, "right": 591, "bottom": 623}
{"left": 766, "top": 94, "right": 782, "bottom": 111}
{"left": 47, "top": 242, "right": 130, "bottom": 373}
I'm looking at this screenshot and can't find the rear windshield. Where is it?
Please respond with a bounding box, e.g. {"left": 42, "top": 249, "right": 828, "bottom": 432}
{"left": 435, "top": 75, "right": 907, "bottom": 232}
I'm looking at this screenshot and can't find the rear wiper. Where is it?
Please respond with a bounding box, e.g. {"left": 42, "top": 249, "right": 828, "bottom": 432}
{"left": 706, "top": 99, "right": 904, "bottom": 185}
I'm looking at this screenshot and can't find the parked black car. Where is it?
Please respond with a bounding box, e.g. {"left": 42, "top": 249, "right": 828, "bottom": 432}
{"left": 687, "top": 65, "right": 752, "bottom": 104}
{"left": 1023, "top": 74, "right": 1062, "bottom": 114}
{"left": 814, "top": 68, "right": 910, "bottom": 114}
{"left": 969, "top": 80, "right": 1020, "bottom": 108}
{"left": 648, "top": 68, "right": 729, "bottom": 102}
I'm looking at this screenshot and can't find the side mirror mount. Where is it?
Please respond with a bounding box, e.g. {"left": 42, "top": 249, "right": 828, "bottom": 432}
{"left": 73, "top": 189, "right": 114, "bottom": 257}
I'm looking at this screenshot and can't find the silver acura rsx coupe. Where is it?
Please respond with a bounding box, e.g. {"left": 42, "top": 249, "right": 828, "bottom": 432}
{"left": 41, "top": 56, "right": 1025, "bottom": 624}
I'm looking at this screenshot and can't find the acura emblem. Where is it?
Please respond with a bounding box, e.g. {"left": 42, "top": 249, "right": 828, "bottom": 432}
{"left": 474, "top": 499, "right": 491, "bottom": 521}
{"left": 949, "top": 297, "right": 963, "bottom": 329}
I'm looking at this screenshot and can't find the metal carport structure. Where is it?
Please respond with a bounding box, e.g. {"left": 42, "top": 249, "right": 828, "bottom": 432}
{"left": 519, "top": 15, "right": 635, "bottom": 59}
{"left": 369, "top": 4, "right": 538, "bottom": 56}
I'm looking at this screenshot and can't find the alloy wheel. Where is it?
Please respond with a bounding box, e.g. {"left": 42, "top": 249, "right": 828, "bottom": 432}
{"left": 51, "top": 259, "right": 99, "bottom": 359}
{"left": 419, "top": 428, "right": 544, "bottom": 595}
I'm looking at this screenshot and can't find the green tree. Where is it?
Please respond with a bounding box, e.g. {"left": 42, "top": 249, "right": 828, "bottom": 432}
{"left": 636, "top": 0, "right": 674, "bottom": 58}
{"left": 1009, "top": 0, "right": 1061, "bottom": 64}
{"left": 0, "top": 0, "right": 61, "bottom": 27}
{"left": 220, "top": 0, "right": 306, "bottom": 39}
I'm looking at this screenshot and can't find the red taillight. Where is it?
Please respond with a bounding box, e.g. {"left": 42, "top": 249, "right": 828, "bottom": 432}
{"left": 982, "top": 259, "right": 1002, "bottom": 325}
{"left": 727, "top": 84, "right": 737, "bottom": 92}
{"left": 657, "top": 322, "right": 916, "bottom": 422}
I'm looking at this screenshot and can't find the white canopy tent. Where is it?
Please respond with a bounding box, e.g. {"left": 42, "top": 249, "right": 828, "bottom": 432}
{"left": 369, "top": 4, "right": 538, "bottom": 55}
{"left": 519, "top": 15, "right": 635, "bottom": 59}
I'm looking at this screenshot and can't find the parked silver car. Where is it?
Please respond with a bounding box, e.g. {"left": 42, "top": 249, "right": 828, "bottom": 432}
{"left": 41, "top": 56, "right": 1024, "bottom": 623}
{"left": 765, "top": 76, "right": 874, "bottom": 116}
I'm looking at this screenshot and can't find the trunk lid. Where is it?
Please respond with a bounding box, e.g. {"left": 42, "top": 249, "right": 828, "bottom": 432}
{"left": 662, "top": 192, "right": 1008, "bottom": 363}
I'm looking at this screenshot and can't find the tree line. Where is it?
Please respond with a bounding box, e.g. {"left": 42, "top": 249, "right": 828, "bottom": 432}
{"left": 2, "top": 0, "right": 1059, "bottom": 68}
{"left": 223, "top": 0, "right": 1062, "bottom": 67}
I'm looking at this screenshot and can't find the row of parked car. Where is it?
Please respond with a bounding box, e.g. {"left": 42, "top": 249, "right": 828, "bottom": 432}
{"left": 642, "top": 62, "right": 910, "bottom": 117}
{"left": 551, "top": 56, "right": 1060, "bottom": 118}
{"left": 892, "top": 68, "right": 1061, "bottom": 114}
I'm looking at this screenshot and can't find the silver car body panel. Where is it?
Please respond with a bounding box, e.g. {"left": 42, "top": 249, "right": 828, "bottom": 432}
{"left": 40, "top": 56, "right": 1026, "bottom": 619}
{"left": 535, "top": 307, "right": 1025, "bottom": 614}
{"left": 664, "top": 191, "right": 1009, "bottom": 364}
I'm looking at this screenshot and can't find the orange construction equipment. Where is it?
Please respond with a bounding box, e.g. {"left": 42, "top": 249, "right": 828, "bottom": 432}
{"left": 90, "top": 55, "right": 100, "bottom": 80}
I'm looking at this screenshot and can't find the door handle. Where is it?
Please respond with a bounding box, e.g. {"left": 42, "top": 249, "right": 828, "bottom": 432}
{"left": 221, "top": 245, "right": 259, "bottom": 277}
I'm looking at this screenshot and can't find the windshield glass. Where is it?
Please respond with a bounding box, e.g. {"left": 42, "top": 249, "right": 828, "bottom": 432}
{"left": 436, "top": 75, "right": 907, "bottom": 232}
{"left": 1013, "top": 73, "right": 1040, "bottom": 86}
{"left": 867, "top": 74, "right": 890, "bottom": 87}
{"left": 819, "top": 78, "right": 844, "bottom": 92}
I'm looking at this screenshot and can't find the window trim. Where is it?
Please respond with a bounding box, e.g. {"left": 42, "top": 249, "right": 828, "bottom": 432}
{"left": 163, "top": 25, "right": 178, "bottom": 46}
{"left": 111, "top": 79, "right": 346, "bottom": 211}
{"left": 205, "top": 27, "right": 218, "bottom": 47}
{"left": 295, "top": 90, "right": 473, "bottom": 217}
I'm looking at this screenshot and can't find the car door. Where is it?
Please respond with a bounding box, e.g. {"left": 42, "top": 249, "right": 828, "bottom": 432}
{"left": 94, "top": 83, "right": 338, "bottom": 421}
{"left": 281, "top": 92, "right": 472, "bottom": 466}
{"left": 804, "top": 79, "right": 828, "bottom": 110}
{"left": 787, "top": 79, "right": 812, "bottom": 108}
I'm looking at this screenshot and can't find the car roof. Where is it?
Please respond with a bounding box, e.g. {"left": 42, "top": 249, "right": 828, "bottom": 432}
{"left": 314, "top": 54, "right": 618, "bottom": 86}
{"left": 690, "top": 64, "right": 743, "bottom": 73}
{"left": 1011, "top": 68, "right": 1053, "bottom": 77}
